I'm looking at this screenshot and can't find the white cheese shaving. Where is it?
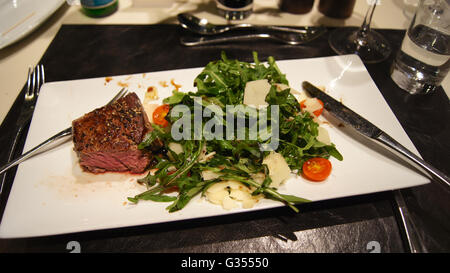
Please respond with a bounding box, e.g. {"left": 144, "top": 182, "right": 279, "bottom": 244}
{"left": 302, "top": 98, "right": 322, "bottom": 114}
{"left": 168, "top": 142, "right": 183, "bottom": 155}
{"left": 204, "top": 181, "right": 263, "bottom": 210}
{"left": 262, "top": 152, "right": 291, "bottom": 188}
{"left": 317, "top": 127, "right": 331, "bottom": 145}
{"left": 243, "top": 79, "right": 272, "bottom": 109}
{"left": 201, "top": 170, "right": 220, "bottom": 181}
{"left": 275, "top": 83, "right": 302, "bottom": 96}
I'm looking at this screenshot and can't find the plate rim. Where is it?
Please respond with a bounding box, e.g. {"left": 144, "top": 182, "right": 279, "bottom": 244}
{"left": 0, "top": 0, "right": 66, "bottom": 50}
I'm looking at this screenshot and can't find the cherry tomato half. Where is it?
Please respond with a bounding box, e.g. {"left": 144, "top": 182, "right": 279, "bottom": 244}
{"left": 152, "top": 104, "right": 170, "bottom": 127}
{"left": 300, "top": 98, "right": 324, "bottom": 117}
{"left": 302, "top": 157, "right": 332, "bottom": 182}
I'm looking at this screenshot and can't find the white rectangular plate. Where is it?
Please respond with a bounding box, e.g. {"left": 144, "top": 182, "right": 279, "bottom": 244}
{"left": 0, "top": 55, "right": 429, "bottom": 238}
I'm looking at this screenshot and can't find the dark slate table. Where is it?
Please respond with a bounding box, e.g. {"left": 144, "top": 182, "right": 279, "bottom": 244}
{"left": 0, "top": 25, "right": 449, "bottom": 253}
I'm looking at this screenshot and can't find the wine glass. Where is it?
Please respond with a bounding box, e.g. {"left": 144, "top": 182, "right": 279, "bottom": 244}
{"left": 328, "top": 0, "right": 392, "bottom": 63}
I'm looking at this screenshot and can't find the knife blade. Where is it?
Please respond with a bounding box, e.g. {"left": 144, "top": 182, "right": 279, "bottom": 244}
{"left": 302, "top": 81, "right": 450, "bottom": 191}
{"left": 0, "top": 65, "right": 44, "bottom": 195}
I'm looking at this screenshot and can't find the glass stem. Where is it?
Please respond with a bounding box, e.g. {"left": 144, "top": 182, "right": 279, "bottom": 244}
{"left": 359, "top": 1, "right": 378, "bottom": 37}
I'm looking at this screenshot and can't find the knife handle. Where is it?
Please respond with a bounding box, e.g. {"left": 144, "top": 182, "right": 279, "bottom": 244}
{"left": 376, "top": 132, "right": 450, "bottom": 191}
{"left": 0, "top": 125, "right": 26, "bottom": 196}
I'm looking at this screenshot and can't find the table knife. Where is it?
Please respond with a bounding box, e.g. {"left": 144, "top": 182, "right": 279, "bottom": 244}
{"left": 0, "top": 96, "right": 35, "bottom": 195}
{"left": 302, "top": 81, "right": 450, "bottom": 191}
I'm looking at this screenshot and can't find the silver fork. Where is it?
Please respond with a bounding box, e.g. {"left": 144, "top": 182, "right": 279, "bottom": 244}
{"left": 16, "top": 65, "right": 45, "bottom": 142}
{"left": 0, "top": 88, "right": 129, "bottom": 176}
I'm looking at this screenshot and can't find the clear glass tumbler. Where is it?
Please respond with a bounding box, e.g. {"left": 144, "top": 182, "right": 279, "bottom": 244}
{"left": 390, "top": 0, "right": 450, "bottom": 95}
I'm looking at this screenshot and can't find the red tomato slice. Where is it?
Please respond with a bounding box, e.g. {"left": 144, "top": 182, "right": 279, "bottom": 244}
{"left": 300, "top": 98, "right": 324, "bottom": 117}
{"left": 152, "top": 104, "right": 170, "bottom": 127}
{"left": 302, "top": 157, "right": 332, "bottom": 182}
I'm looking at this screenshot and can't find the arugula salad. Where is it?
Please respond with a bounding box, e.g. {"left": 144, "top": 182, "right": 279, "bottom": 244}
{"left": 128, "top": 52, "right": 343, "bottom": 213}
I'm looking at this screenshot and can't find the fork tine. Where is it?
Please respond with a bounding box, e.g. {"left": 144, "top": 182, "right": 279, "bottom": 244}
{"left": 36, "top": 66, "right": 41, "bottom": 93}
{"left": 107, "top": 88, "right": 128, "bottom": 106}
{"left": 39, "top": 64, "right": 45, "bottom": 92}
{"left": 120, "top": 89, "right": 129, "bottom": 99}
{"left": 26, "top": 67, "right": 32, "bottom": 96}
{"left": 36, "top": 65, "right": 42, "bottom": 95}
{"left": 116, "top": 88, "right": 128, "bottom": 100}
{"left": 34, "top": 66, "right": 39, "bottom": 95}
{"left": 29, "top": 64, "right": 45, "bottom": 96}
{"left": 32, "top": 66, "right": 37, "bottom": 96}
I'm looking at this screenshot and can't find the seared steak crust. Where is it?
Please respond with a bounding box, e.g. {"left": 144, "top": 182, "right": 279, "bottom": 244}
{"left": 72, "top": 92, "right": 152, "bottom": 174}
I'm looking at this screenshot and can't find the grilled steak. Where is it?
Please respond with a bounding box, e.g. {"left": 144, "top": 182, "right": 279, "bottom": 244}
{"left": 72, "top": 92, "right": 154, "bottom": 174}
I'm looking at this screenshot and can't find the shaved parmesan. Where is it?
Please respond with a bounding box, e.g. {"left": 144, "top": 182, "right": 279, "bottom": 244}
{"left": 251, "top": 172, "right": 266, "bottom": 185}
{"left": 207, "top": 181, "right": 230, "bottom": 193}
{"left": 222, "top": 195, "right": 238, "bottom": 210}
{"left": 242, "top": 198, "right": 259, "bottom": 209}
{"left": 275, "top": 83, "right": 300, "bottom": 95}
{"left": 243, "top": 79, "right": 272, "bottom": 109}
{"left": 204, "top": 181, "right": 263, "bottom": 210}
{"left": 275, "top": 83, "right": 290, "bottom": 92}
{"left": 168, "top": 142, "right": 183, "bottom": 155}
{"left": 317, "top": 127, "right": 331, "bottom": 145}
{"left": 229, "top": 189, "right": 250, "bottom": 200}
{"left": 302, "top": 98, "right": 322, "bottom": 113}
{"left": 207, "top": 190, "right": 228, "bottom": 205}
{"left": 262, "top": 152, "right": 291, "bottom": 188}
{"left": 227, "top": 180, "right": 245, "bottom": 190}
{"left": 201, "top": 170, "right": 220, "bottom": 181}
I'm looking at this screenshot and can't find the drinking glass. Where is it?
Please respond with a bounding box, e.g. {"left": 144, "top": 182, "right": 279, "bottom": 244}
{"left": 328, "top": 0, "right": 392, "bottom": 63}
{"left": 391, "top": 0, "right": 449, "bottom": 95}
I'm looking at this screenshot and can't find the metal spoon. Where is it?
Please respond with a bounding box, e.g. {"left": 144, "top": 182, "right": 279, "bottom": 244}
{"left": 180, "top": 30, "right": 326, "bottom": 46}
{"left": 178, "top": 12, "right": 321, "bottom": 35}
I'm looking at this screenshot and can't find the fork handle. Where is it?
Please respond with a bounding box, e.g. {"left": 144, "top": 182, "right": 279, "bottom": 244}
{"left": 0, "top": 127, "right": 72, "bottom": 176}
